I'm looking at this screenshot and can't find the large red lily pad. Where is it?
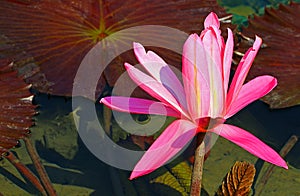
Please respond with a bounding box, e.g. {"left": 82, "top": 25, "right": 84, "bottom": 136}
{"left": 0, "top": 58, "right": 36, "bottom": 155}
{"left": 235, "top": 2, "right": 300, "bottom": 109}
{"left": 0, "top": 0, "right": 232, "bottom": 98}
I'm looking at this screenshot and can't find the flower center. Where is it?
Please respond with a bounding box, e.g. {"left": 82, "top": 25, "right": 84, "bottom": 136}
{"left": 195, "top": 117, "right": 225, "bottom": 133}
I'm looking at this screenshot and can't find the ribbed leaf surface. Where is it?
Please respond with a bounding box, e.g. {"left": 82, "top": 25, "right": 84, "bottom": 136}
{"left": 235, "top": 2, "right": 300, "bottom": 108}
{"left": 0, "top": 58, "right": 36, "bottom": 155}
{"left": 0, "top": 0, "right": 231, "bottom": 98}
{"left": 216, "top": 161, "right": 255, "bottom": 196}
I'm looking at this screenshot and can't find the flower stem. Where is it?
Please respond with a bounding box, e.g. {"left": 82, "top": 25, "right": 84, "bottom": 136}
{"left": 190, "top": 134, "right": 205, "bottom": 196}
{"left": 23, "top": 137, "right": 57, "bottom": 196}
{"left": 4, "top": 151, "right": 47, "bottom": 195}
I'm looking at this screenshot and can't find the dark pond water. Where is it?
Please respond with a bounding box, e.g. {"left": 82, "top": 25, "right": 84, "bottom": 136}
{"left": 1, "top": 0, "right": 300, "bottom": 195}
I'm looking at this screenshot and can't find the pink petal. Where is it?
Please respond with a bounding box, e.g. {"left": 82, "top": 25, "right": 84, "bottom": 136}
{"left": 210, "top": 124, "right": 288, "bottom": 169}
{"left": 225, "top": 76, "right": 277, "bottom": 118}
{"left": 124, "top": 63, "right": 189, "bottom": 118}
{"left": 204, "top": 12, "right": 220, "bottom": 28}
{"left": 100, "top": 96, "right": 181, "bottom": 118}
{"left": 227, "top": 36, "right": 262, "bottom": 107}
{"left": 133, "top": 42, "right": 187, "bottom": 110}
{"left": 200, "top": 25, "right": 224, "bottom": 55}
{"left": 202, "top": 27, "right": 225, "bottom": 117}
{"left": 130, "top": 119, "right": 197, "bottom": 179}
{"left": 182, "top": 34, "right": 210, "bottom": 118}
{"left": 223, "top": 28, "right": 234, "bottom": 94}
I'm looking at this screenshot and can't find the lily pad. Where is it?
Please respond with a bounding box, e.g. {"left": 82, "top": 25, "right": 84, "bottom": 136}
{"left": 0, "top": 58, "right": 36, "bottom": 155}
{"left": 0, "top": 0, "right": 232, "bottom": 98}
{"left": 150, "top": 161, "right": 192, "bottom": 195}
{"left": 235, "top": 2, "right": 300, "bottom": 108}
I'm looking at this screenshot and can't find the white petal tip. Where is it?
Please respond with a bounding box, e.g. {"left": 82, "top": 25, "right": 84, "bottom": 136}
{"left": 133, "top": 42, "right": 142, "bottom": 48}
{"left": 124, "top": 62, "right": 132, "bottom": 69}
{"left": 283, "top": 163, "right": 288, "bottom": 170}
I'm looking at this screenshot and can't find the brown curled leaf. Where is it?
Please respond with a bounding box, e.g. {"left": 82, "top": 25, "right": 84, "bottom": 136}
{"left": 216, "top": 161, "right": 256, "bottom": 196}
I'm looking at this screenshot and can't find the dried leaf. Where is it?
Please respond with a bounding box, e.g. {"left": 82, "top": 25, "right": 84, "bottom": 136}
{"left": 0, "top": 58, "right": 36, "bottom": 155}
{"left": 235, "top": 2, "right": 300, "bottom": 108}
{"left": 216, "top": 161, "right": 256, "bottom": 196}
{"left": 0, "top": 0, "right": 232, "bottom": 98}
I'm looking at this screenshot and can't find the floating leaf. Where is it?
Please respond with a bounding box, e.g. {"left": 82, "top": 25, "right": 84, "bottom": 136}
{"left": 0, "top": 58, "right": 36, "bottom": 155}
{"left": 0, "top": 0, "right": 232, "bottom": 98}
{"left": 151, "top": 171, "right": 188, "bottom": 195}
{"left": 151, "top": 161, "right": 192, "bottom": 195}
{"left": 167, "top": 161, "right": 192, "bottom": 193}
{"left": 235, "top": 2, "right": 300, "bottom": 108}
{"left": 216, "top": 161, "right": 256, "bottom": 196}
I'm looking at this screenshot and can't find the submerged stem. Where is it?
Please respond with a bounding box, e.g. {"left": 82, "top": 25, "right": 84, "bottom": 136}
{"left": 24, "top": 137, "right": 57, "bottom": 196}
{"left": 255, "top": 135, "right": 298, "bottom": 196}
{"left": 5, "top": 151, "right": 47, "bottom": 195}
{"left": 190, "top": 134, "right": 205, "bottom": 196}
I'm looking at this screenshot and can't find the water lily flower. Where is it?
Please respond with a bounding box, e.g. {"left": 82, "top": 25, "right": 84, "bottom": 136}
{"left": 100, "top": 12, "right": 288, "bottom": 179}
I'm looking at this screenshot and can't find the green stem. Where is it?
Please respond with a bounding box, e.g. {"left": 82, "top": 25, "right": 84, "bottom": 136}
{"left": 190, "top": 135, "right": 205, "bottom": 196}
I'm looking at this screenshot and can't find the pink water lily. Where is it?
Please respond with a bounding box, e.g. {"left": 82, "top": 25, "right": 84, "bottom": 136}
{"left": 100, "top": 12, "right": 288, "bottom": 179}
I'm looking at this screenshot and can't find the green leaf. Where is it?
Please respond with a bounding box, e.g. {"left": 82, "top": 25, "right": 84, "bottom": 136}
{"left": 150, "top": 161, "right": 192, "bottom": 195}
